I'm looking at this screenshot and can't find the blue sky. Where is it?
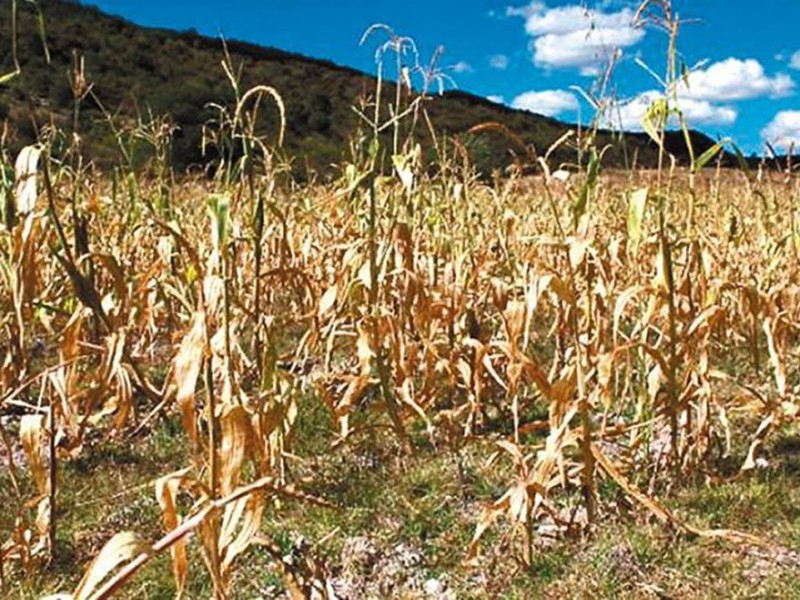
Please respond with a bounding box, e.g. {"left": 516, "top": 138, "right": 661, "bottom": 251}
{"left": 85, "top": 0, "right": 800, "bottom": 153}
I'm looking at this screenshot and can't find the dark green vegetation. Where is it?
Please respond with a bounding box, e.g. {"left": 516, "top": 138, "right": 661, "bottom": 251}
{"left": 0, "top": 0, "right": 730, "bottom": 178}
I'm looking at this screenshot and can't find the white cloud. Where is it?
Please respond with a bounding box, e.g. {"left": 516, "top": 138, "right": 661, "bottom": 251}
{"left": 533, "top": 28, "right": 640, "bottom": 74}
{"left": 679, "top": 58, "right": 794, "bottom": 101}
{"left": 489, "top": 54, "right": 509, "bottom": 70}
{"left": 511, "top": 89, "right": 578, "bottom": 117}
{"left": 506, "top": 1, "right": 545, "bottom": 19}
{"left": 451, "top": 61, "right": 474, "bottom": 74}
{"left": 520, "top": 4, "right": 638, "bottom": 36}
{"left": 508, "top": 2, "right": 644, "bottom": 73}
{"left": 678, "top": 98, "right": 738, "bottom": 126}
{"left": 609, "top": 91, "right": 737, "bottom": 131}
{"left": 606, "top": 58, "right": 793, "bottom": 132}
{"left": 790, "top": 51, "right": 800, "bottom": 70}
{"left": 487, "top": 94, "right": 506, "bottom": 104}
{"left": 762, "top": 110, "right": 800, "bottom": 149}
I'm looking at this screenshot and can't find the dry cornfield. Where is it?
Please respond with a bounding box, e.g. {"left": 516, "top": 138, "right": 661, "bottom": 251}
{"left": 1, "top": 2, "right": 800, "bottom": 598}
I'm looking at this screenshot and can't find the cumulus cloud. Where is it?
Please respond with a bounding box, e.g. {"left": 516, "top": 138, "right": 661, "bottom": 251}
{"left": 511, "top": 90, "right": 579, "bottom": 117}
{"left": 606, "top": 58, "right": 793, "bottom": 132}
{"left": 533, "top": 29, "right": 638, "bottom": 75}
{"left": 762, "top": 110, "right": 800, "bottom": 149}
{"left": 515, "top": 3, "right": 638, "bottom": 36}
{"left": 487, "top": 94, "right": 506, "bottom": 104}
{"left": 451, "top": 61, "right": 474, "bottom": 74}
{"left": 790, "top": 51, "right": 800, "bottom": 70}
{"left": 679, "top": 58, "right": 794, "bottom": 102}
{"left": 609, "top": 91, "right": 737, "bottom": 131}
{"left": 508, "top": 2, "right": 644, "bottom": 74}
{"left": 506, "top": 1, "right": 544, "bottom": 19}
{"left": 676, "top": 98, "right": 738, "bottom": 126}
{"left": 489, "top": 54, "right": 509, "bottom": 70}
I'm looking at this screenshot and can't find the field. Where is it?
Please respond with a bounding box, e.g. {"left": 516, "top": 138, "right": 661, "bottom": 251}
{"left": 2, "top": 3, "right": 800, "bottom": 599}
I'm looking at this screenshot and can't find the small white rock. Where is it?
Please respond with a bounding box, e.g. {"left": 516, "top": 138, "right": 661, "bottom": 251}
{"left": 424, "top": 578, "right": 444, "bottom": 596}
{"left": 552, "top": 169, "right": 571, "bottom": 182}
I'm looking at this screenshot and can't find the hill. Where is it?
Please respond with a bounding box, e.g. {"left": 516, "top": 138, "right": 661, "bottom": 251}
{"left": 0, "top": 0, "right": 730, "bottom": 177}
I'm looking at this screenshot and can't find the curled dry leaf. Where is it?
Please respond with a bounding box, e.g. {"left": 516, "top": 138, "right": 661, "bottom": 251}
{"left": 762, "top": 318, "right": 786, "bottom": 398}
{"left": 593, "top": 444, "right": 771, "bottom": 547}
{"left": 467, "top": 407, "right": 577, "bottom": 563}
{"left": 14, "top": 145, "right": 42, "bottom": 216}
{"left": 218, "top": 404, "right": 253, "bottom": 496}
{"left": 173, "top": 311, "right": 206, "bottom": 445}
{"left": 741, "top": 414, "right": 774, "bottom": 472}
{"left": 19, "top": 414, "right": 51, "bottom": 547}
{"left": 219, "top": 491, "right": 266, "bottom": 576}
{"left": 19, "top": 414, "right": 47, "bottom": 495}
{"left": 72, "top": 531, "right": 146, "bottom": 600}
{"left": 318, "top": 283, "right": 338, "bottom": 318}
{"left": 155, "top": 469, "right": 193, "bottom": 599}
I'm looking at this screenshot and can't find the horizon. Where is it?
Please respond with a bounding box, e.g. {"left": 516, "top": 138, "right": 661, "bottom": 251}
{"left": 79, "top": 0, "right": 800, "bottom": 155}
